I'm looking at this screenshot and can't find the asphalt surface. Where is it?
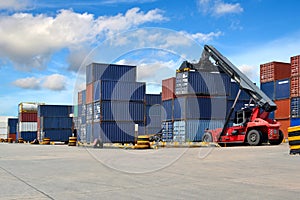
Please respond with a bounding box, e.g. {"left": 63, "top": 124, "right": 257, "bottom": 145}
{"left": 0, "top": 142, "right": 299, "bottom": 200}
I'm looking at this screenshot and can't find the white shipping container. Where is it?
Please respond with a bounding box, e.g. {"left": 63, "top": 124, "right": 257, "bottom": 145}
{"left": 19, "top": 122, "right": 37, "bottom": 132}
{"left": 0, "top": 116, "right": 15, "bottom": 139}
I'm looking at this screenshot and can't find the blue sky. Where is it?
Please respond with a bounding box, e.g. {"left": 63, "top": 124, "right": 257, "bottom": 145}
{"left": 1, "top": 0, "right": 300, "bottom": 116}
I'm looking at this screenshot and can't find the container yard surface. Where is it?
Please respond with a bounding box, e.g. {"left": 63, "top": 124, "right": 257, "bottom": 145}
{"left": 0, "top": 143, "right": 299, "bottom": 200}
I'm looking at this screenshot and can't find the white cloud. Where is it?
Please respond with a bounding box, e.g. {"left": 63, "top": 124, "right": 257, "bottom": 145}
{"left": 0, "top": 0, "right": 31, "bottom": 10}
{"left": 13, "top": 77, "right": 41, "bottom": 89}
{"left": 182, "top": 31, "right": 223, "bottom": 43}
{"left": 42, "top": 74, "right": 67, "bottom": 91}
{"left": 198, "top": 0, "right": 243, "bottom": 16}
{"left": 214, "top": 2, "right": 243, "bottom": 15}
{"left": 0, "top": 8, "right": 166, "bottom": 71}
{"left": 13, "top": 74, "right": 67, "bottom": 91}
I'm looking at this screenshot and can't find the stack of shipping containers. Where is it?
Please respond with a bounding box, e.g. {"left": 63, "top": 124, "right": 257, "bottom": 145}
{"left": 173, "top": 71, "right": 229, "bottom": 142}
{"left": 260, "top": 61, "right": 291, "bottom": 138}
{"left": 161, "top": 77, "right": 176, "bottom": 142}
{"left": 85, "top": 63, "right": 146, "bottom": 143}
{"left": 37, "top": 105, "right": 73, "bottom": 142}
{"left": 290, "top": 55, "right": 300, "bottom": 127}
{"left": 18, "top": 103, "right": 39, "bottom": 142}
{"left": 144, "top": 94, "right": 162, "bottom": 135}
{"left": 8, "top": 118, "right": 18, "bottom": 141}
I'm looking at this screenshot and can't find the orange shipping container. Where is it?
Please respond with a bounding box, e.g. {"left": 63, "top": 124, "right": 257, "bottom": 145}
{"left": 291, "top": 55, "right": 300, "bottom": 77}
{"left": 260, "top": 62, "right": 291, "bottom": 83}
{"left": 162, "top": 77, "right": 176, "bottom": 101}
{"left": 274, "top": 99, "right": 290, "bottom": 119}
{"left": 276, "top": 118, "right": 290, "bottom": 139}
{"left": 290, "top": 76, "right": 300, "bottom": 98}
{"left": 86, "top": 83, "right": 93, "bottom": 104}
{"left": 78, "top": 91, "right": 83, "bottom": 105}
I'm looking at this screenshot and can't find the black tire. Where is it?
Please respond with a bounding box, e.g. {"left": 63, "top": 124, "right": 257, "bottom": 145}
{"left": 269, "top": 130, "right": 284, "bottom": 145}
{"left": 247, "top": 129, "right": 262, "bottom": 146}
{"left": 202, "top": 132, "right": 213, "bottom": 142}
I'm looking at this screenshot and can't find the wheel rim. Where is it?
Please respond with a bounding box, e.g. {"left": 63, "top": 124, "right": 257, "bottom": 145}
{"left": 250, "top": 133, "right": 257, "bottom": 142}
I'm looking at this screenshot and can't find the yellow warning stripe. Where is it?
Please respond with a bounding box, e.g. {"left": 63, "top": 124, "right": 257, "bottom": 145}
{"left": 288, "top": 126, "right": 300, "bottom": 133}
{"left": 288, "top": 136, "right": 300, "bottom": 141}
{"left": 290, "top": 145, "right": 300, "bottom": 150}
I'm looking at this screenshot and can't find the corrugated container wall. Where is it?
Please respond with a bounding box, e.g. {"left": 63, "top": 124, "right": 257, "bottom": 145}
{"left": 0, "top": 116, "right": 15, "bottom": 139}
{"left": 19, "top": 112, "right": 37, "bottom": 122}
{"left": 100, "top": 81, "right": 146, "bottom": 101}
{"left": 229, "top": 81, "right": 251, "bottom": 100}
{"left": 162, "top": 77, "right": 176, "bottom": 101}
{"left": 290, "top": 76, "right": 300, "bottom": 98}
{"left": 38, "top": 105, "right": 73, "bottom": 117}
{"left": 175, "top": 71, "right": 230, "bottom": 96}
{"left": 290, "top": 118, "right": 300, "bottom": 127}
{"left": 261, "top": 82, "right": 275, "bottom": 100}
{"left": 274, "top": 99, "right": 290, "bottom": 119}
{"left": 161, "top": 100, "right": 173, "bottom": 121}
{"left": 42, "top": 129, "right": 72, "bottom": 142}
{"left": 86, "top": 63, "right": 137, "bottom": 84}
{"left": 161, "top": 121, "right": 173, "bottom": 142}
{"left": 8, "top": 118, "right": 18, "bottom": 134}
{"left": 291, "top": 55, "right": 300, "bottom": 77}
{"left": 145, "top": 94, "right": 162, "bottom": 105}
{"left": 277, "top": 119, "right": 290, "bottom": 138}
{"left": 260, "top": 62, "right": 291, "bottom": 83}
{"left": 86, "top": 83, "right": 93, "bottom": 104}
{"left": 291, "top": 97, "right": 300, "bottom": 118}
{"left": 78, "top": 90, "right": 86, "bottom": 105}
{"left": 275, "top": 79, "right": 290, "bottom": 100}
{"left": 20, "top": 131, "right": 37, "bottom": 142}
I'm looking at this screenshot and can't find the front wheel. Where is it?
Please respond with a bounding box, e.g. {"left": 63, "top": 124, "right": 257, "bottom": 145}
{"left": 269, "top": 130, "right": 284, "bottom": 145}
{"left": 247, "top": 129, "right": 262, "bottom": 146}
{"left": 202, "top": 132, "right": 213, "bottom": 142}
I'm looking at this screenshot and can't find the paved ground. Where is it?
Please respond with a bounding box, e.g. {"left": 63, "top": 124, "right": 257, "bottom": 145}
{"left": 0, "top": 142, "right": 299, "bottom": 200}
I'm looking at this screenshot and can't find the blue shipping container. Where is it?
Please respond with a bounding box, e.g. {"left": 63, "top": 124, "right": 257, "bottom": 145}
{"left": 86, "top": 123, "right": 92, "bottom": 143}
{"left": 291, "top": 97, "right": 300, "bottom": 118}
{"left": 291, "top": 118, "right": 300, "bottom": 127}
{"left": 101, "top": 101, "right": 144, "bottom": 122}
{"left": 40, "top": 117, "right": 73, "bottom": 129}
{"left": 161, "top": 100, "right": 173, "bottom": 121}
{"left": 229, "top": 81, "right": 251, "bottom": 100}
{"left": 175, "top": 71, "right": 230, "bottom": 96}
{"left": 79, "top": 124, "right": 86, "bottom": 142}
{"left": 95, "top": 122, "right": 144, "bottom": 143}
{"left": 261, "top": 82, "right": 275, "bottom": 100}
{"left": 100, "top": 81, "right": 146, "bottom": 101}
{"left": 20, "top": 131, "right": 37, "bottom": 142}
{"left": 43, "top": 129, "right": 72, "bottom": 142}
{"left": 38, "top": 105, "right": 73, "bottom": 117}
{"left": 8, "top": 118, "right": 18, "bottom": 134}
{"left": 93, "top": 80, "right": 101, "bottom": 102}
{"left": 146, "top": 104, "right": 161, "bottom": 127}
{"left": 145, "top": 94, "right": 162, "bottom": 105}
{"left": 86, "top": 63, "right": 137, "bottom": 84}
{"left": 93, "top": 101, "right": 101, "bottom": 122}
{"left": 162, "top": 121, "right": 173, "bottom": 142}
{"left": 173, "top": 96, "right": 227, "bottom": 120}
{"left": 78, "top": 104, "right": 86, "bottom": 123}
{"left": 275, "top": 79, "right": 290, "bottom": 100}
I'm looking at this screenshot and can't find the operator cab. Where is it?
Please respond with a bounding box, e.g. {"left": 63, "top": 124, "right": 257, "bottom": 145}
{"left": 233, "top": 107, "right": 252, "bottom": 127}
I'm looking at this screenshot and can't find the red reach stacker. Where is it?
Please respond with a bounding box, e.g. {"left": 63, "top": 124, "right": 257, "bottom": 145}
{"left": 199, "top": 45, "right": 283, "bottom": 146}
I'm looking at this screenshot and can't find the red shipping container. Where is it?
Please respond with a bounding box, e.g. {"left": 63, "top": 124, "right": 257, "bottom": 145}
{"left": 78, "top": 91, "right": 83, "bottom": 105}
{"left": 19, "top": 112, "right": 37, "bottom": 122}
{"left": 162, "top": 77, "right": 176, "bottom": 101}
{"left": 260, "top": 62, "right": 291, "bottom": 83}
{"left": 290, "top": 76, "right": 300, "bottom": 97}
{"left": 274, "top": 99, "right": 290, "bottom": 119}
{"left": 86, "top": 83, "right": 93, "bottom": 104}
{"left": 291, "top": 55, "right": 300, "bottom": 77}
{"left": 8, "top": 133, "right": 16, "bottom": 141}
{"left": 276, "top": 118, "right": 290, "bottom": 139}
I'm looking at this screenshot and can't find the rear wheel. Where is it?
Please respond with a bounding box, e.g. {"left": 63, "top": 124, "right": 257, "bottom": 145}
{"left": 269, "top": 130, "right": 284, "bottom": 145}
{"left": 247, "top": 129, "right": 262, "bottom": 146}
{"left": 202, "top": 132, "right": 213, "bottom": 142}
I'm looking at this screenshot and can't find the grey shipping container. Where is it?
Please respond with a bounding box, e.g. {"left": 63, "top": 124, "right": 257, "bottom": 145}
{"left": 86, "top": 63, "right": 137, "bottom": 84}
{"left": 161, "top": 121, "right": 173, "bottom": 142}
{"left": 86, "top": 103, "right": 93, "bottom": 124}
